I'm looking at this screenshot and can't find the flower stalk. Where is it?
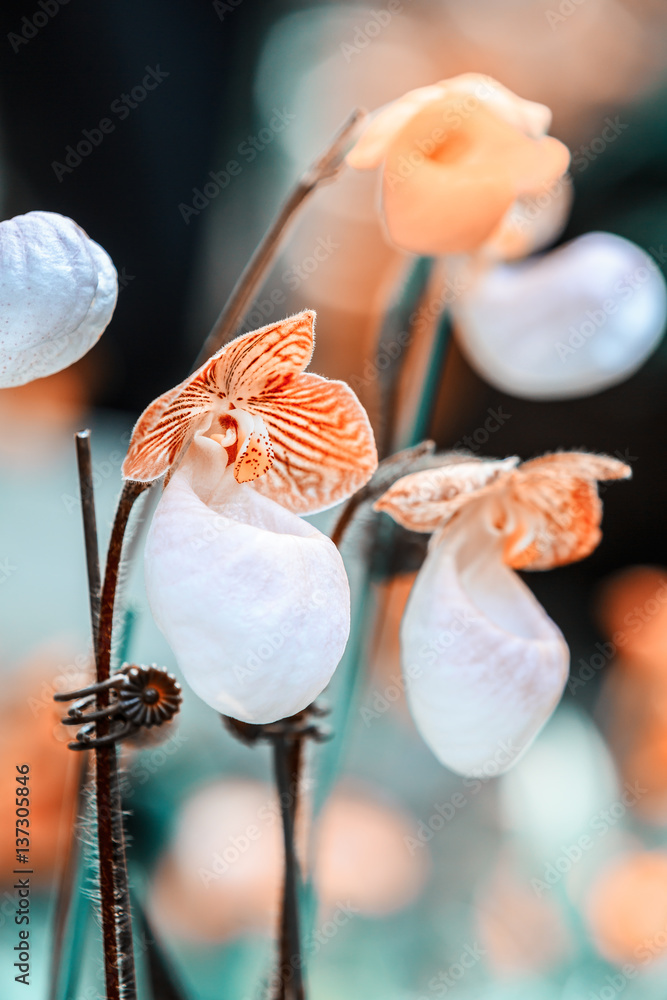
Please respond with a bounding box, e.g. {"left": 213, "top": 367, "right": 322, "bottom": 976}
{"left": 273, "top": 733, "right": 305, "bottom": 1000}
{"left": 193, "top": 108, "right": 366, "bottom": 368}
{"left": 95, "top": 479, "right": 150, "bottom": 997}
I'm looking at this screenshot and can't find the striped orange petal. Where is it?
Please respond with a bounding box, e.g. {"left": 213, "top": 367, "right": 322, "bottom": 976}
{"left": 503, "top": 452, "right": 631, "bottom": 571}
{"left": 374, "top": 457, "right": 519, "bottom": 533}
{"left": 220, "top": 310, "right": 314, "bottom": 399}
{"left": 247, "top": 373, "right": 378, "bottom": 514}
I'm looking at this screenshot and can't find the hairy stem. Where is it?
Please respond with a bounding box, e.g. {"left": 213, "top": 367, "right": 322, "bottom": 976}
{"left": 96, "top": 479, "right": 150, "bottom": 999}
{"left": 192, "top": 108, "right": 365, "bottom": 369}
{"left": 50, "top": 432, "right": 100, "bottom": 1000}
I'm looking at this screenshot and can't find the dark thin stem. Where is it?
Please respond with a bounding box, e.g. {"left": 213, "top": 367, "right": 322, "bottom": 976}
{"left": 329, "top": 493, "right": 364, "bottom": 550}
{"left": 273, "top": 735, "right": 305, "bottom": 1000}
{"left": 192, "top": 108, "right": 366, "bottom": 369}
{"left": 75, "top": 430, "right": 102, "bottom": 648}
{"left": 112, "top": 769, "right": 137, "bottom": 1000}
{"left": 96, "top": 479, "right": 150, "bottom": 1000}
{"left": 50, "top": 431, "right": 102, "bottom": 1000}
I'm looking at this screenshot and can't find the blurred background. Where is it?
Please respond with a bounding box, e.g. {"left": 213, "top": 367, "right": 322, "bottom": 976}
{"left": 2, "top": 1, "right": 667, "bottom": 997}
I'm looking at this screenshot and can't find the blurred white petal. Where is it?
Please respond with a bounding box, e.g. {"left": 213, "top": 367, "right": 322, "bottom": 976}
{"left": 144, "top": 440, "right": 350, "bottom": 723}
{"left": 0, "top": 211, "right": 117, "bottom": 387}
{"left": 401, "top": 514, "right": 569, "bottom": 776}
{"left": 453, "top": 232, "right": 667, "bottom": 399}
{"left": 499, "top": 706, "right": 619, "bottom": 856}
{"left": 481, "top": 176, "right": 573, "bottom": 262}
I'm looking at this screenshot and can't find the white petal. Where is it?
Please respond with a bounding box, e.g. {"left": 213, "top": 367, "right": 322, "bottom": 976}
{"left": 401, "top": 520, "right": 569, "bottom": 776}
{"left": 499, "top": 705, "right": 619, "bottom": 857}
{"left": 0, "top": 211, "right": 118, "bottom": 387}
{"left": 453, "top": 232, "right": 667, "bottom": 399}
{"left": 144, "top": 443, "right": 350, "bottom": 723}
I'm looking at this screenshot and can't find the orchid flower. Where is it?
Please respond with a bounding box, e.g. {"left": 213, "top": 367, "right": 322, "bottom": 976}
{"left": 128, "top": 311, "right": 378, "bottom": 723}
{"left": 0, "top": 211, "right": 117, "bottom": 387}
{"left": 347, "top": 73, "right": 570, "bottom": 256}
{"left": 375, "top": 452, "right": 631, "bottom": 776}
{"left": 123, "top": 310, "right": 376, "bottom": 512}
{"left": 452, "top": 232, "right": 667, "bottom": 400}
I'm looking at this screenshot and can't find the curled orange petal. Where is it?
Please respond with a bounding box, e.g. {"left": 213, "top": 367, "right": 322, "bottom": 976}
{"left": 503, "top": 453, "right": 631, "bottom": 571}
{"left": 347, "top": 74, "right": 570, "bottom": 256}
{"left": 519, "top": 452, "right": 631, "bottom": 483}
{"left": 346, "top": 83, "right": 449, "bottom": 169}
{"left": 382, "top": 103, "right": 569, "bottom": 255}
{"left": 374, "top": 457, "right": 519, "bottom": 533}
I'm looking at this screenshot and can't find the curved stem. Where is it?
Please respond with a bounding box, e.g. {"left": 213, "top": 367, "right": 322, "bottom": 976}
{"left": 192, "top": 108, "right": 366, "bottom": 369}
{"left": 329, "top": 440, "right": 436, "bottom": 550}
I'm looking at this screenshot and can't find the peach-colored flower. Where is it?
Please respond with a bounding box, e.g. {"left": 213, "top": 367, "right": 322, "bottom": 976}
{"left": 347, "top": 73, "right": 570, "bottom": 256}
{"left": 123, "top": 310, "right": 377, "bottom": 514}
{"left": 374, "top": 452, "right": 630, "bottom": 775}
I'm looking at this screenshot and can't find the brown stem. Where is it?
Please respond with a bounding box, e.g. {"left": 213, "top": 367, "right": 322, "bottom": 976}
{"left": 192, "top": 108, "right": 366, "bottom": 369}
{"left": 75, "top": 430, "right": 102, "bottom": 647}
{"left": 273, "top": 735, "right": 305, "bottom": 1000}
{"left": 329, "top": 493, "right": 364, "bottom": 551}
{"left": 50, "top": 432, "right": 100, "bottom": 999}
{"left": 96, "top": 479, "right": 150, "bottom": 1000}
